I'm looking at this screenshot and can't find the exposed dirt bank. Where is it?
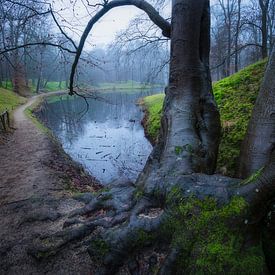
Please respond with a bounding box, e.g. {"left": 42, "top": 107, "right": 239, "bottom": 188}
{"left": 0, "top": 94, "right": 100, "bottom": 274}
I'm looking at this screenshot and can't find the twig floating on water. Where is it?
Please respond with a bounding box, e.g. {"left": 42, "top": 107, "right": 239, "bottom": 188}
{"left": 102, "top": 153, "right": 111, "bottom": 159}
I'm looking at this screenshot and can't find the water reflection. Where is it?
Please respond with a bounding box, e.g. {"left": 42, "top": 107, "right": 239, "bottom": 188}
{"left": 38, "top": 89, "right": 160, "bottom": 184}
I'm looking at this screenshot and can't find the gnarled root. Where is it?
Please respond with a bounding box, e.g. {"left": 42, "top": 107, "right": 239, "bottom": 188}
{"left": 28, "top": 168, "right": 275, "bottom": 273}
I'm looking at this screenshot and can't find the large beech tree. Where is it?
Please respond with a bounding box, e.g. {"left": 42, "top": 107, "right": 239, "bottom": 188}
{"left": 30, "top": 0, "right": 275, "bottom": 273}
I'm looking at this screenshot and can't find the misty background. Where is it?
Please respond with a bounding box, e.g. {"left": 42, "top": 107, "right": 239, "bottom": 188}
{"left": 0, "top": 0, "right": 274, "bottom": 94}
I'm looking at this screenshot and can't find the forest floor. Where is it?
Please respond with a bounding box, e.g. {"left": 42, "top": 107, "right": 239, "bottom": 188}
{"left": 0, "top": 93, "right": 100, "bottom": 274}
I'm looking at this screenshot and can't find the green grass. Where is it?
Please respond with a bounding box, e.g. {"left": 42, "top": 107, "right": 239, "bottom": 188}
{"left": 140, "top": 93, "right": 165, "bottom": 141}
{"left": 2, "top": 79, "right": 161, "bottom": 93}
{"left": 1, "top": 80, "right": 68, "bottom": 93}
{"left": 0, "top": 87, "right": 26, "bottom": 113}
{"left": 24, "top": 97, "right": 54, "bottom": 137}
{"left": 96, "top": 81, "right": 161, "bottom": 90}
{"left": 1, "top": 81, "right": 13, "bottom": 90}
{"left": 43, "top": 81, "right": 67, "bottom": 92}
{"left": 141, "top": 59, "right": 267, "bottom": 175}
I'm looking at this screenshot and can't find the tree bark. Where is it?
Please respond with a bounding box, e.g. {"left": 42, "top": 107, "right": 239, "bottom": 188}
{"left": 238, "top": 47, "right": 275, "bottom": 178}
{"left": 259, "top": 0, "right": 270, "bottom": 58}
{"left": 234, "top": 0, "right": 241, "bottom": 73}
{"left": 138, "top": 0, "right": 220, "bottom": 186}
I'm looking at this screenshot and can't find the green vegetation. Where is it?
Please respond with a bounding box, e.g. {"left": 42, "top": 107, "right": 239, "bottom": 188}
{"left": 0, "top": 81, "right": 13, "bottom": 90}
{"left": 0, "top": 87, "right": 26, "bottom": 113}
{"left": 1, "top": 80, "right": 68, "bottom": 93}
{"left": 240, "top": 167, "right": 264, "bottom": 186}
{"left": 24, "top": 97, "right": 53, "bottom": 136}
{"left": 140, "top": 93, "right": 164, "bottom": 141}
{"left": 213, "top": 59, "right": 267, "bottom": 175}
{"left": 43, "top": 81, "right": 67, "bottom": 92}
{"left": 89, "top": 239, "right": 110, "bottom": 261}
{"left": 2, "top": 79, "right": 160, "bottom": 94}
{"left": 96, "top": 80, "right": 160, "bottom": 90}
{"left": 162, "top": 186, "right": 264, "bottom": 274}
{"left": 141, "top": 60, "right": 267, "bottom": 175}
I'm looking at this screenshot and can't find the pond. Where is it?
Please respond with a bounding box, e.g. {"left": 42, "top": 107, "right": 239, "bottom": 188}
{"left": 38, "top": 89, "right": 161, "bottom": 184}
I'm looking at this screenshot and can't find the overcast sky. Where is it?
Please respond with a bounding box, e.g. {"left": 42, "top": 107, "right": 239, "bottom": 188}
{"left": 52, "top": 1, "right": 170, "bottom": 49}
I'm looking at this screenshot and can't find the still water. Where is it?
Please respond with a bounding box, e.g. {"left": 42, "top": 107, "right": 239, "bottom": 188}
{"left": 39, "top": 89, "right": 160, "bottom": 184}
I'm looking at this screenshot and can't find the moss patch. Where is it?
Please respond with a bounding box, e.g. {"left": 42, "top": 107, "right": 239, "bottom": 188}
{"left": 240, "top": 167, "right": 264, "bottom": 186}
{"left": 140, "top": 93, "right": 164, "bottom": 142}
{"left": 161, "top": 187, "right": 265, "bottom": 274}
{"left": 89, "top": 238, "right": 110, "bottom": 261}
{"left": 213, "top": 59, "right": 267, "bottom": 175}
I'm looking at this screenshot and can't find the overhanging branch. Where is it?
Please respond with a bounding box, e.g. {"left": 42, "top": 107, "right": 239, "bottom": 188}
{"left": 69, "top": 0, "right": 171, "bottom": 95}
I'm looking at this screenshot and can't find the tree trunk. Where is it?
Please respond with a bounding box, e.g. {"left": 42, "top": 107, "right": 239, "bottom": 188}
{"left": 138, "top": 0, "right": 220, "bottom": 186}
{"left": 260, "top": 0, "right": 269, "bottom": 59}
{"left": 234, "top": 0, "right": 241, "bottom": 73}
{"left": 238, "top": 47, "right": 275, "bottom": 178}
{"left": 226, "top": 0, "right": 232, "bottom": 76}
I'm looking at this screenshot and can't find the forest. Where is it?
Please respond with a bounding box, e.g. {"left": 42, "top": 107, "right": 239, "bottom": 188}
{"left": 0, "top": 0, "right": 275, "bottom": 274}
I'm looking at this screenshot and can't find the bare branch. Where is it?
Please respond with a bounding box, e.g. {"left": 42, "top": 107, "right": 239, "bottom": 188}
{"left": 69, "top": 0, "right": 171, "bottom": 95}
{"left": 0, "top": 42, "right": 77, "bottom": 55}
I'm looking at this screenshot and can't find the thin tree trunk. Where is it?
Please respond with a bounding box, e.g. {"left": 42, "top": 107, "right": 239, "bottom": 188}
{"left": 234, "top": 0, "right": 241, "bottom": 72}
{"left": 260, "top": 0, "right": 269, "bottom": 58}
{"left": 226, "top": 0, "right": 232, "bottom": 76}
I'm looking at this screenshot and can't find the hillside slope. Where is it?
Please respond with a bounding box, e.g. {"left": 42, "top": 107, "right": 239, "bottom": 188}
{"left": 141, "top": 59, "right": 267, "bottom": 176}
{"left": 0, "top": 88, "right": 26, "bottom": 113}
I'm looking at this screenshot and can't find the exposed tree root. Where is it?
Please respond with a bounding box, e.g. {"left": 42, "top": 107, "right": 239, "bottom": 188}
{"left": 29, "top": 172, "right": 258, "bottom": 272}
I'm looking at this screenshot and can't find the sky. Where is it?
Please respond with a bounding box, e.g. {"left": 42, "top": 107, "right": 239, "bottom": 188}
{"left": 52, "top": 0, "right": 171, "bottom": 49}
{"left": 52, "top": 1, "right": 150, "bottom": 48}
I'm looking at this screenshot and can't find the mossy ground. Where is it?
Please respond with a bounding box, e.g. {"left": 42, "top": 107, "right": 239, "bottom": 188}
{"left": 161, "top": 187, "right": 265, "bottom": 274}
{"left": 141, "top": 60, "right": 267, "bottom": 176}
{"left": 213, "top": 59, "right": 267, "bottom": 175}
{"left": 140, "top": 93, "right": 165, "bottom": 141}
{"left": 0, "top": 88, "right": 26, "bottom": 113}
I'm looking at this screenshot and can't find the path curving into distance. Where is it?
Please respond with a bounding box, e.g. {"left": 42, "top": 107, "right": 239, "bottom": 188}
{"left": 0, "top": 92, "right": 96, "bottom": 274}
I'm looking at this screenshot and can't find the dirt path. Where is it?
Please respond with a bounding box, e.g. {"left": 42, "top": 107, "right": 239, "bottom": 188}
{"left": 0, "top": 94, "right": 96, "bottom": 274}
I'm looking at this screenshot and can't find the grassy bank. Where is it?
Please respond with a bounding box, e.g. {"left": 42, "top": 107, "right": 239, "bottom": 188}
{"left": 0, "top": 87, "right": 26, "bottom": 113}
{"left": 140, "top": 93, "right": 164, "bottom": 143}
{"left": 141, "top": 59, "right": 267, "bottom": 175}
{"left": 2, "top": 80, "right": 161, "bottom": 93}
{"left": 96, "top": 81, "right": 161, "bottom": 90}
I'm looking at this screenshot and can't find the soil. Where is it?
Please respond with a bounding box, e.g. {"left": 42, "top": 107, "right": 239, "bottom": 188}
{"left": 0, "top": 94, "right": 101, "bottom": 274}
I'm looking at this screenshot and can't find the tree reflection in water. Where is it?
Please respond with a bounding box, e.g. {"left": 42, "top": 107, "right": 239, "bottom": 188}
{"left": 38, "top": 89, "right": 160, "bottom": 184}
